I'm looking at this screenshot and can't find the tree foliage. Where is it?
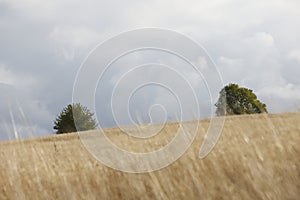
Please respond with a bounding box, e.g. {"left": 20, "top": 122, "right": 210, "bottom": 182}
{"left": 53, "top": 103, "right": 97, "bottom": 134}
{"left": 215, "top": 83, "right": 267, "bottom": 116}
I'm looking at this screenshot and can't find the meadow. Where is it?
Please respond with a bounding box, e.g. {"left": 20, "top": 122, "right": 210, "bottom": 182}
{"left": 0, "top": 113, "right": 299, "bottom": 199}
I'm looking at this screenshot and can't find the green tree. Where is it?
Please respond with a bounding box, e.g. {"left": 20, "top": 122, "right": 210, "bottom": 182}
{"left": 215, "top": 83, "right": 267, "bottom": 116}
{"left": 53, "top": 103, "right": 97, "bottom": 134}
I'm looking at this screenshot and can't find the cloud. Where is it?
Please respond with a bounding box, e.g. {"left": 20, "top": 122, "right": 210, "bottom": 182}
{"left": 0, "top": 0, "right": 300, "bottom": 139}
{"left": 48, "top": 26, "right": 101, "bottom": 61}
{"left": 0, "top": 66, "right": 17, "bottom": 85}
{"left": 258, "top": 83, "right": 300, "bottom": 113}
{"left": 0, "top": 64, "right": 54, "bottom": 140}
{"left": 0, "top": 83, "right": 54, "bottom": 140}
{"left": 0, "top": 64, "right": 37, "bottom": 88}
{"left": 288, "top": 49, "right": 300, "bottom": 63}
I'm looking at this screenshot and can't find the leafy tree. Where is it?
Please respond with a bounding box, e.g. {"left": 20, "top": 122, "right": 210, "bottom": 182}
{"left": 215, "top": 83, "right": 267, "bottom": 116}
{"left": 53, "top": 103, "right": 97, "bottom": 134}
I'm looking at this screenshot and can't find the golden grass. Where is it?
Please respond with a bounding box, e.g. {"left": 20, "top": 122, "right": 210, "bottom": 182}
{"left": 0, "top": 113, "right": 299, "bottom": 199}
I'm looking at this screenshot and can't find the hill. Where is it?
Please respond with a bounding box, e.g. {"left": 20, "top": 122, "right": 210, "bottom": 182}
{"left": 0, "top": 113, "right": 299, "bottom": 199}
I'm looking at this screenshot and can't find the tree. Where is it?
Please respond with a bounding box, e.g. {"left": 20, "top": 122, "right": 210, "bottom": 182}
{"left": 215, "top": 83, "right": 267, "bottom": 116}
{"left": 53, "top": 103, "right": 97, "bottom": 134}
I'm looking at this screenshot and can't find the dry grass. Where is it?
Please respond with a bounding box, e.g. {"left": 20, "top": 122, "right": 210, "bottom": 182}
{"left": 0, "top": 113, "right": 299, "bottom": 199}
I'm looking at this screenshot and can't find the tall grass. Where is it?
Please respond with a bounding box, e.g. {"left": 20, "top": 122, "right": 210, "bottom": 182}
{"left": 0, "top": 113, "right": 299, "bottom": 199}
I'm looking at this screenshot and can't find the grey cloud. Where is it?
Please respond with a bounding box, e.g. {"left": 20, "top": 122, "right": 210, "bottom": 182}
{"left": 0, "top": 83, "right": 53, "bottom": 140}
{"left": 0, "top": 0, "right": 300, "bottom": 140}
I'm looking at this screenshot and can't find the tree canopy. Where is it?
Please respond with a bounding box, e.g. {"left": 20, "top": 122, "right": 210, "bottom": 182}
{"left": 53, "top": 103, "right": 97, "bottom": 134}
{"left": 215, "top": 83, "right": 267, "bottom": 116}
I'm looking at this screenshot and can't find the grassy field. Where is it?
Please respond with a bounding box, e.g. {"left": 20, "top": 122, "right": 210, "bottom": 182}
{"left": 0, "top": 113, "right": 299, "bottom": 199}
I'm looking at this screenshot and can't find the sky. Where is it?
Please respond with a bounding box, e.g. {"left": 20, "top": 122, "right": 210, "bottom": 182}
{"left": 0, "top": 0, "right": 300, "bottom": 140}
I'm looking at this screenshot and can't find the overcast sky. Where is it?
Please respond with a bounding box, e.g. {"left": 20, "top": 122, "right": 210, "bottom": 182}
{"left": 0, "top": 0, "right": 300, "bottom": 140}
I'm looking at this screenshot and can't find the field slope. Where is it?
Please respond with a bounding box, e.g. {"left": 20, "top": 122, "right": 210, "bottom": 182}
{"left": 0, "top": 113, "right": 299, "bottom": 199}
